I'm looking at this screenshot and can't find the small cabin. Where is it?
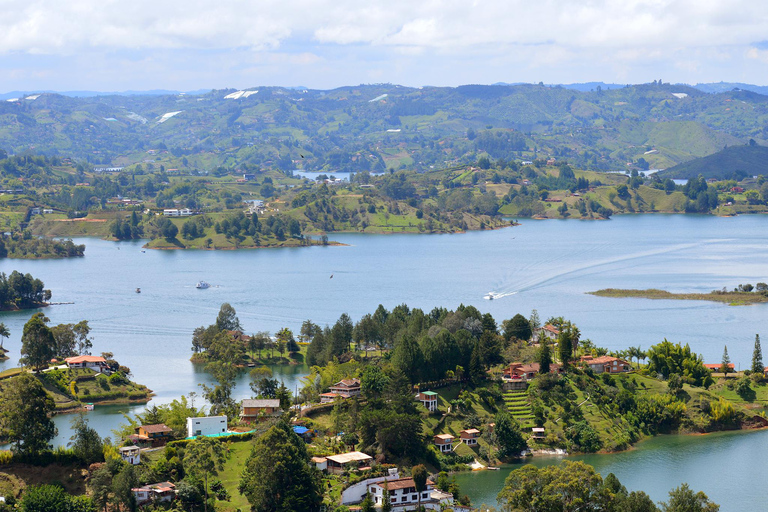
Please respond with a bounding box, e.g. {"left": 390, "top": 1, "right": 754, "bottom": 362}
{"left": 460, "top": 429, "right": 481, "bottom": 446}
{"left": 119, "top": 445, "right": 140, "bottom": 465}
{"left": 434, "top": 433, "right": 454, "bottom": 453}
{"left": 417, "top": 391, "right": 438, "bottom": 412}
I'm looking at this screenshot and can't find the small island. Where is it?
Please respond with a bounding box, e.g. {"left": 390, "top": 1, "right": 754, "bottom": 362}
{"left": 590, "top": 285, "right": 768, "bottom": 305}
{"left": 0, "top": 271, "right": 52, "bottom": 311}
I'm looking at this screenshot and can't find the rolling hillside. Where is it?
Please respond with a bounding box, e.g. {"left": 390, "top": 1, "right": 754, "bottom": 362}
{"left": 658, "top": 143, "right": 768, "bottom": 179}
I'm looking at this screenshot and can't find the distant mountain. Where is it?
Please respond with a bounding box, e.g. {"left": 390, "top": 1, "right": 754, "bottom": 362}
{"left": 658, "top": 143, "right": 768, "bottom": 180}
{"left": 692, "top": 82, "right": 768, "bottom": 96}
{"left": 0, "top": 89, "right": 210, "bottom": 100}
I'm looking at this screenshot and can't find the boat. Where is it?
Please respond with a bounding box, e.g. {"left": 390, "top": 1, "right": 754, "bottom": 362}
{"left": 83, "top": 403, "right": 94, "bottom": 411}
{"left": 135, "top": 288, "right": 141, "bottom": 293}
{"left": 487, "top": 466, "right": 500, "bottom": 470}
{"left": 196, "top": 281, "right": 210, "bottom": 289}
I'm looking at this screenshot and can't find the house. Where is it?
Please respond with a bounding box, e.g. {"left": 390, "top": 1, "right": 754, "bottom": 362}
{"left": 328, "top": 378, "right": 361, "bottom": 398}
{"left": 42, "top": 208, "right": 54, "bottom": 214}
{"left": 130, "top": 424, "right": 173, "bottom": 447}
{"left": 30, "top": 207, "right": 41, "bottom": 215}
{"left": 324, "top": 451, "right": 374, "bottom": 474}
{"left": 704, "top": 363, "right": 735, "bottom": 372}
{"left": 460, "top": 428, "right": 481, "bottom": 446}
{"left": 186, "top": 415, "right": 227, "bottom": 438}
{"left": 367, "top": 477, "right": 463, "bottom": 511}
{"left": 580, "top": 355, "right": 631, "bottom": 374}
{"left": 119, "top": 445, "right": 140, "bottom": 465}
{"left": 503, "top": 362, "right": 563, "bottom": 381}
{"left": 163, "top": 208, "right": 192, "bottom": 217}
{"left": 320, "top": 392, "right": 341, "bottom": 403}
{"left": 311, "top": 456, "right": 328, "bottom": 471}
{"left": 417, "top": 391, "right": 438, "bottom": 412}
{"left": 65, "top": 355, "right": 108, "bottom": 372}
{"left": 534, "top": 324, "right": 560, "bottom": 342}
{"left": 531, "top": 427, "right": 546, "bottom": 440}
{"left": 132, "top": 482, "right": 176, "bottom": 506}
{"left": 764, "top": 366, "right": 768, "bottom": 379}
{"left": 434, "top": 434, "right": 454, "bottom": 453}
{"left": 240, "top": 399, "right": 281, "bottom": 422}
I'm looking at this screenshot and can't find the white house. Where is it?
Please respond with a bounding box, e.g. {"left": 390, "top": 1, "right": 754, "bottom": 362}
{"left": 365, "top": 477, "right": 469, "bottom": 511}
{"left": 186, "top": 415, "right": 227, "bottom": 438}
{"left": 119, "top": 445, "right": 140, "bottom": 465}
{"left": 65, "top": 355, "right": 108, "bottom": 372}
{"left": 163, "top": 208, "right": 192, "bottom": 217}
{"left": 132, "top": 482, "right": 176, "bottom": 506}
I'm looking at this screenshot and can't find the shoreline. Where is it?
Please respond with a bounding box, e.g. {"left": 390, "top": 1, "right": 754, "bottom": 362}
{"left": 588, "top": 288, "right": 768, "bottom": 306}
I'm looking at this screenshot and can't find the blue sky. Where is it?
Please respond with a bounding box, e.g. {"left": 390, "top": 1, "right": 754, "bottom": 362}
{"left": 2, "top": 0, "right": 768, "bottom": 92}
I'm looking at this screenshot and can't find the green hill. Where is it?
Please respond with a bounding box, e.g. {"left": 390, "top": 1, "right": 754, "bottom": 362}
{"left": 658, "top": 143, "right": 768, "bottom": 180}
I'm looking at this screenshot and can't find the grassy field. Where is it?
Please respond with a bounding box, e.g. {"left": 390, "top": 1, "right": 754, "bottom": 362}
{"left": 589, "top": 288, "right": 768, "bottom": 305}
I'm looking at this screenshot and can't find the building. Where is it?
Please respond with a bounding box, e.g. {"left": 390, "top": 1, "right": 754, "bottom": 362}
{"left": 503, "top": 362, "right": 564, "bottom": 382}
{"left": 531, "top": 427, "right": 546, "bottom": 440}
{"left": 320, "top": 392, "right": 341, "bottom": 403}
{"left": 328, "top": 378, "right": 361, "bottom": 398}
{"left": 132, "top": 482, "right": 176, "bottom": 506}
{"left": 580, "top": 355, "right": 631, "bottom": 374}
{"left": 240, "top": 399, "right": 281, "bottom": 422}
{"left": 704, "top": 363, "right": 735, "bottom": 372}
{"left": 130, "top": 424, "right": 173, "bottom": 447}
{"left": 163, "top": 208, "right": 192, "bottom": 217}
{"left": 186, "top": 415, "right": 227, "bottom": 438}
{"left": 434, "top": 433, "right": 454, "bottom": 453}
{"left": 417, "top": 391, "right": 438, "bottom": 412}
{"left": 365, "top": 477, "right": 465, "bottom": 511}
{"left": 65, "top": 355, "right": 108, "bottom": 372}
{"left": 534, "top": 324, "right": 560, "bottom": 342}
{"left": 324, "top": 451, "right": 374, "bottom": 474}
{"left": 460, "top": 428, "right": 481, "bottom": 446}
{"left": 311, "top": 456, "right": 328, "bottom": 471}
{"left": 119, "top": 445, "right": 140, "bottom": 465}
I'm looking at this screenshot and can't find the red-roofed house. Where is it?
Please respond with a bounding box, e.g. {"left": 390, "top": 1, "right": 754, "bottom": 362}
{"left": 129, "top": 424, "right": 173, "bottom": 447}
{"left": 704, "top": 363, "right": 735, "bottom": 372}
{"left": 580, "top": 356, "right": 631, "bottom": 374}
{"left": 534, "top": 324, "right": 560, "bottom": 342}
{"left": 65, "top": 355, "right": 108, "bottom": 372}
{"left": 329, "top": 378, "right": 361, "bottom": 398}
{"left": 460, "top": 428, "right": 481, "bottom": 446}
{"left": 503, "top": 362, "right": 564, "bottom": 381}
{"left": 434, "top": 433, "right": 454, "bottom": 453}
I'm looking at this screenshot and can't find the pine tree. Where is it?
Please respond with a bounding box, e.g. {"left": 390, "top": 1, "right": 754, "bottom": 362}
{"left": 538, "top": 343, "right": 551, "bottom": 374}
{"left": 558, "top": 329, "right": 572, "bottom": 368}
{"left": 381, "top": 482, "right": 392, "bottom": 512}
{"left": 720, "top": 345, "right": 732, "bottom": 375}
{"left": 752, "top": 334, "right": 763, "bottom": 374}
{"left": 469, "top": 345, "right": 484, "bottom": 385}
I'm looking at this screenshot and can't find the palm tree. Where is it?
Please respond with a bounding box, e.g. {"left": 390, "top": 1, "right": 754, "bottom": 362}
{"left": 0, "top": 323, "right": 9, "bottom": 350}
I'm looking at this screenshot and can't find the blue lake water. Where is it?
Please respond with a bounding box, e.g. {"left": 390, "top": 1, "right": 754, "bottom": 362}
{"left": 0, "top": 213, "right": 766, "bottom": 509}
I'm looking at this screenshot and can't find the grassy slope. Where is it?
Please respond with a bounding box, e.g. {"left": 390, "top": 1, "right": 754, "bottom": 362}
{"left": 589, "top": 288, "right": 768, "bottom": 305}
{"left": 659, "top": 144, "right": 768, "bottom": 180}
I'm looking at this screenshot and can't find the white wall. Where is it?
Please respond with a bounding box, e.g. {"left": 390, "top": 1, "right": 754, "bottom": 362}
{"left": 186, "top": 416, "right": 227, "bottom": 438}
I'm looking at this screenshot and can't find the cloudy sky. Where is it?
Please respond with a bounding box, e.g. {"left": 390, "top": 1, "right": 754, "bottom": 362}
{"left": 1, "top": 0, "right": 767, "bottom": 92}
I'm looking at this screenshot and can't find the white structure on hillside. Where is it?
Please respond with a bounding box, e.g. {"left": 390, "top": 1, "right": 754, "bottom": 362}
{"left": 186, "top": 416, "right": 227, "bottom": 438}
{"left": 119, "top": 445, "right": 140, "bottom": 465}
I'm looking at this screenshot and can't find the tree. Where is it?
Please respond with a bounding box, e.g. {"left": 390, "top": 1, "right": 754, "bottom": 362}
{"left": 494, "top": 410, "right": 526, "bottom": 458}
{"left": 381, "top": 481, "right": 392, "bottom": 512}
{"left": 239, "top": 422, "right": 323, "bottom": 512}
{"left": 529, "top": 309, "right": 541, "bottom": 334}
{"left": 361, "top": 492, "right": 375, "bottom": 512}
{"left": 752, "top": 334, "right": 763, "bottom": 374}
{"left": 662, "top": 483, "right": 719, "bottom": 512}
{"left": 558, "top": 328, "right": 573, "bottom": 367}
{"left": 392, "top": 334, "right": 424, "bottom": 384}
{"left": 68, "top": 414, "right": 103, "bottom": 464}
{"left": 720, "top": 345, "right": 731, "bottom": 375}
{"left": 20, "top": 312, "right": 56, "bottom": 370}
{"left": 0, "top": 373, "right": 56, "bottom": 456}
{"left": 412, "top": 464, "right": 428, "bottom": 511}
{"left": 89, "top": 465, "right": 113, "bottom": 512}
{"left": 111, "top": 463, "right": 137, "bottom": 512}
{"left": 20, "top": 484, "right": 96, "bottom": 512}
{"left": 215, "top": 303, "right": 241, "bottom": 331}
{"left": 503, "top": 314, "right": 532, "bottom": 341}
{"left": 538, "top": 343, "right": 551, "bottom": 374}
{"left": 0, "top": 322, "right": 9, "bottom": 349}
{"left": 184, "top": 437, "right": 229, "bottom": 512}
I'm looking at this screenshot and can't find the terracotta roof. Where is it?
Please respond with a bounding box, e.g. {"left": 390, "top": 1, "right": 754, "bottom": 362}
{"left": 542, "top": 324, "right": 560, "bottom": 334}
{"left": 331, "top": 378, "right": 361, "bottom": 388}
{"left": 320, "top": 392, "right": 340, "bottom": 397}
{"left": 65, "top": 355, "right": 106, "bottom": 364}
{"left": 139, "top": 424, "right": 172, "bottom": 434}
{"left": 581, "top": 356, "right": 629, "bottom": 365}
{"left": 371, "top": 477, "right": 434, "bottom": 491}
{"left": 133, "top": 481, "right": 176, "bottom": 493}
{"left": 704, "top": 363, "right": 735, "bottom": 370}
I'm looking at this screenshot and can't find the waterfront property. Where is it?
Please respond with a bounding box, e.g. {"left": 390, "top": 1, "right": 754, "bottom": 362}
{"left": 503, "top": 362, "right": 564, "bottom": 382}
{"left": 580, "top": 355, "right": 631, "bottom": 374}
{"left": 320, "top": 392, "right": 341, "bottom": 403}
{"left": 64, "top": 355, "right": 108, "bottom": 372}
{"left": 434, "top": 433, "right": 455, "bottom": 453}
{"left": 366, "top": 477, "right": 468, "bottom": 511}
{"left": 417, "top": 390, "right": 439, "bottom": 412}
{"left": 323, "top": 451, "right": 374, "bottom": 474}
{"left": 240, "top": 399, "right": 281, "bottom": 422}
{"left": 132, "top": 481, "right": 176, "bottom": 506}
{"left": 460, "top": 428, "right": 481, "bottom": 446}
{"left": 119, "top": 445, "right": 140, "bottom": 465}
{"left": 328, "top": 378, "right": 361, "bottom": 398}
{"left": 533, "top": 324, "right": 560, "bottom": 342}
{"left": 186, "top": 415, "right": 227, "bottom": 438}
{"left": 129, "top": 424, "right": 173, "bottom": 447}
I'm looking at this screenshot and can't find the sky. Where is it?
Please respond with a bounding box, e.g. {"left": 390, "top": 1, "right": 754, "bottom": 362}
{"left": 2, "top": 0, "right": 768, "bottom": 92}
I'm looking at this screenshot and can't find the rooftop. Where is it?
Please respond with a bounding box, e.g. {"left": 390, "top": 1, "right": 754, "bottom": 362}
{"left": 139, "top": 424, "right": 172, "bottom": 434}
{"left": 326, "top": 451, "right": 373, "bottom": 464}
{"left": 242, "top": 399, "right": 281, "bottom": 408}
{"left": 434, "top": 433, "right": 455, "bottom": 440}
{"left": 65, "top": 355, "right": 106, "bottom": 364}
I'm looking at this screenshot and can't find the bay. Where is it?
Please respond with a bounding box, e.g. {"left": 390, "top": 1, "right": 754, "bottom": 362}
{"left": 0, "top": 213, "right": 766, "bottom": 510}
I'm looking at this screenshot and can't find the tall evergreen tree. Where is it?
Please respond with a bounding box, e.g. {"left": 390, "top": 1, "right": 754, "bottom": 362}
{"left": 720, "top": 345, "right": 732, "bottom": 375}
{"left": 751, "top": 334, "right": 763, "bottom": 374}
{"left": 558, "top": 328, "right": 573, "bottom": 368}
{"left": 538, "top": 343, "right": 552, "bottom": 374}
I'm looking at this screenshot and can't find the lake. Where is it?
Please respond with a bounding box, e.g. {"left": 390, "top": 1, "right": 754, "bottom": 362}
{"left": 0, "top": 213, "right": 766, "bottom": 509}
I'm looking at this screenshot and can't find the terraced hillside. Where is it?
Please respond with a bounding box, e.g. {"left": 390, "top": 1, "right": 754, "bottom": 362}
{"left": 504, "top": 389, "right": 534, "bottom": 428}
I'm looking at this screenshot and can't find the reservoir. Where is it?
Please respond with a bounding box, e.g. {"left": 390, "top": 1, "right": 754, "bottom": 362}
{"left": 0, "top": 213, "right": 766, "bottom": 509}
